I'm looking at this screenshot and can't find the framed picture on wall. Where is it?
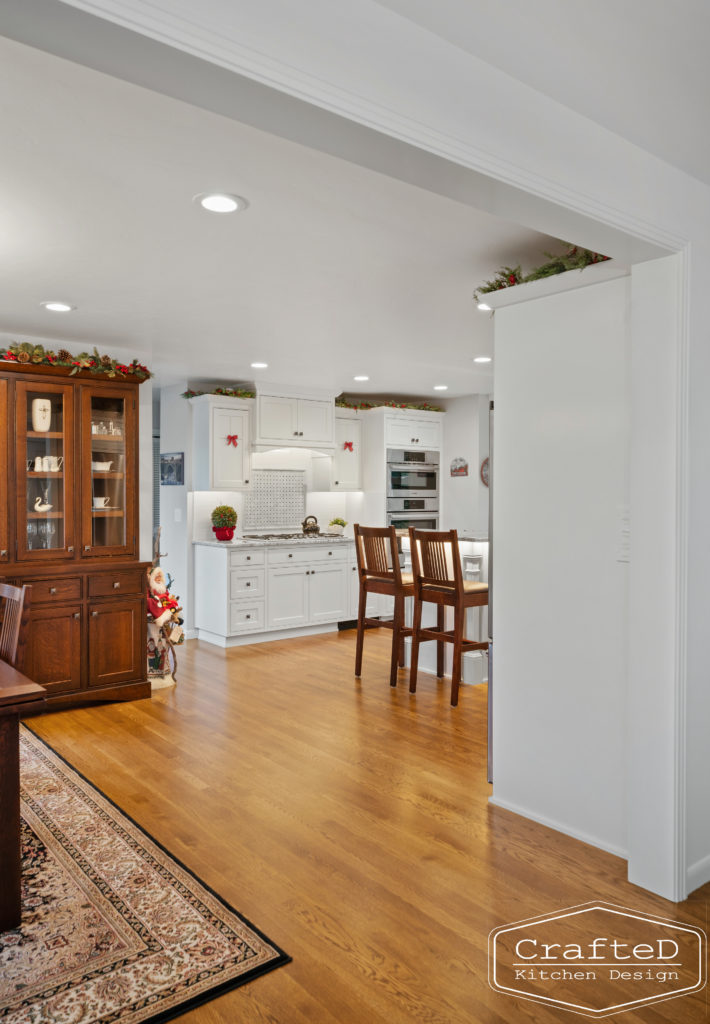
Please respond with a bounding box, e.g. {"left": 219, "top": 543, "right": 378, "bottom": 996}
{"left": 160, "top": 452, "right": 184, "bottom": 486}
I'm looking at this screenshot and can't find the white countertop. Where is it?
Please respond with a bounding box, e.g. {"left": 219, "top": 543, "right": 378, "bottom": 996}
{"left": 194, "top": 535, "right": 354, "bottom": 549}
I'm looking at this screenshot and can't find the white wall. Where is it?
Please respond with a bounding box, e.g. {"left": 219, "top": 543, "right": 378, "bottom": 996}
{"left": 158, "top": 382, "right": 192, "bottom": 627}
{"left": 491, "top": 276, "right": 630, "bottom": 856}
{"left": 441, "top": 394, "right": 490, "bottom": 535}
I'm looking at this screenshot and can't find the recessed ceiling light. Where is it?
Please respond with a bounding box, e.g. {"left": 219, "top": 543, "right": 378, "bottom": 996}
{"left": 250, "top": 362, "right": 268, "bottom": 369}
{"left": 474, "top": 356, "right": 492, "bottom": 364}
{"left": 433, "top": 385, "right": 448, "bottom": 391}
{"left": 353, "top": 375, "right": 369, "bottom": 382}
{"left": 193, "top": 192, "right": 249, "bottom": 214}
{"left": 41, "top": 301, "right": 75, "bottom": 312}
{"left": 477, "top": 302, "right": 492, "bottom": 311}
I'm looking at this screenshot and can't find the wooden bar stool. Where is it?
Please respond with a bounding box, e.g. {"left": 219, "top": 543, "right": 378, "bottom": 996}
{"left": 408, "top": 528, "right": 488, "bottom": 707}
{"left": 354, "top": 524, "right": 414, "bottom": 687}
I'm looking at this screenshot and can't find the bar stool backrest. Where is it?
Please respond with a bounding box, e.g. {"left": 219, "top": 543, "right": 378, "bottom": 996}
{"left": 409, "top": 528, "right": 463, "bottom": 595}
{"left": 354, "top": 524, "right": 402, "bottom": 584}
{"left": 0, "top": 582, "right": 32, "bottom": 671}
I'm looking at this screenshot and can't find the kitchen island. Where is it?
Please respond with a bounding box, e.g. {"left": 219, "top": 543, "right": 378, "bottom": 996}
{"left": 193, "top": 535, "right": 356, "bottom": 647}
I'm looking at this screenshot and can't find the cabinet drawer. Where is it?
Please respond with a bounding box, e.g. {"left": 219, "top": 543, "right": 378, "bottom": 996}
{"left": 229, "top": 548, "right": 265, "bottom": 568}
{"left": 89, "top": 569, "right": 144, "bottom": 597}
{"left": 229, "top": 600, "right": 265, "bottom": 633}
{"left": 267, "top": 545, "right": 349, "bottom": 566}
{"left": 229, "top": 568, "right": 265, "bottom": 599}
{"left": 30, "top": 576, "right": 82, "bottom": 605}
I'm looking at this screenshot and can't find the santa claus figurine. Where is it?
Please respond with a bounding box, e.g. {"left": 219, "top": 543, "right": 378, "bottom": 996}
{"left": 146, "top": 566, "right": 183, "bottom": 628}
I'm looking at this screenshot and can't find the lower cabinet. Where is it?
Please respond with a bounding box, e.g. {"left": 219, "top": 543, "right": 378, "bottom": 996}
{"left": 194, "top": 541, "right": 354, "bottom": 644}
{"left": 8, "top": 563, "right": 150, "bottom": 705}
{"left": 88, "top": 598, "right": 145, "bottom": 688}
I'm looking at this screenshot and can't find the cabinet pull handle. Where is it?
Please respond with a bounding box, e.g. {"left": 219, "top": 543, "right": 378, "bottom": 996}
{"left": 0, "top": 550, "right": 7, "bottom": 557}
{"left": 245, "top": 479, "right": 249, "bottom": 484}
{"left": 328, "top": 551, "right": 332, "bottom": 555}
{"left": 67, "top": 546, "right": 74, "bottom": 553}
{"left": 246, "top": 556, "right": 250, "bottom": 560}
{"left": 113, "top": 581, "right": 120, "bottom": 589}
{"left": 91, "top": 610, "right": 99, "bottom": 617}
{"left": 84, "top": 545, "right": 91, "bottom": 552}
{"left": 50, "top": 587, "right": 57, "bottom": 594}
{"left": 246, "top": 581, "right": 251, "bottom": 587}
{"left": 73, "top": 612, "right": 80, "bottom": 619}
{"left": 293, "top": 431, "right": 298, "bottom": 436}
{"left": 288, "top": 553, "right": 293, "bottom": 558}
{"left": 334, "top": 481, "right": 339, "bottom": 485}
{"left": 246, "top": 614, "right": 251, "bottom": 619}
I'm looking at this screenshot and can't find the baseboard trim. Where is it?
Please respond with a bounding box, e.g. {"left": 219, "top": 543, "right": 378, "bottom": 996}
{"left": 195, "top": 623, "right": 339, "bottom": 648}
{"left": 686, "top": 853, "right": 710, "bottom": 895}
{"left": 488, "top": 795, "right": 627, "bottom": 861}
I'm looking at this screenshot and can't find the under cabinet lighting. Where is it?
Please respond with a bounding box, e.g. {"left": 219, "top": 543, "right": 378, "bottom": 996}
{"left": 193, "top": 192, "right": 249, "bottom": 214}
{"left": 474, "top": 356, "right": 492, "bottom": 364}
{"left": 41, "top": 300, "right": 75, "bottom": 312}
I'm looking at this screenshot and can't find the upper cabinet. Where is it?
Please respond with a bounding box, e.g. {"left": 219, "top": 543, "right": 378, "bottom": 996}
{"left": 81, "top": 385, "right": 137, "bottom": 558}
{"left": 332, "top": 415, "right": 362, "bottom": 490}
{"left": 191, "top": 395, "right": 252, "bottom": 490}
{"left": 384, "top": 412, "right": 442, "bottom": 450}
{"left": 255, "top": 390, "right": 335, "bottom": 448}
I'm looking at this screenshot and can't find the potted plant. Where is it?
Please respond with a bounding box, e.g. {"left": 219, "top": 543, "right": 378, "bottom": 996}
{"left": 211, "top": 505, "right": 237, "bottom": 541}
{"left": 329, "top": 517, "right": 347, "bottom": 536}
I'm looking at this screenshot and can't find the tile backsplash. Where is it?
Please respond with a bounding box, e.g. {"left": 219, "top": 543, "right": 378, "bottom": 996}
{"left": 242, "top": 470, "right": 306, "bottom": 530}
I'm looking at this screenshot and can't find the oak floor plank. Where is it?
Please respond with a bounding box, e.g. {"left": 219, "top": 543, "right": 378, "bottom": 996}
{"left": 27, "top": 630, "right": 710, "bottom": 1023}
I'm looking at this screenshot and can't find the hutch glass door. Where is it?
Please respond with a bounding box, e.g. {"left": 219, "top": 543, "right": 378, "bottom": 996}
{"left": 82, "top": 388, "right": 135, "bottom": 557}
{"left": 16, "top": 381, "right": 75, "bottom": 560}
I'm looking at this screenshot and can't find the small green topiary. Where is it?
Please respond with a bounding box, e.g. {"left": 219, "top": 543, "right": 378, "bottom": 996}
{"left": 211, "top": 505, "right": 237, "bottom": 528}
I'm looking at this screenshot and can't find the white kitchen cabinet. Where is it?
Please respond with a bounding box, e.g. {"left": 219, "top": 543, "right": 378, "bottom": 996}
{"left": 191, "top": 395, "right": 252, "bottom": 490}
{"left": 309, "top": 562, "right": 348, "bottom": 622}
{"left": 266, "top": 564, "right": 309, "bottom": 629}
{"left": 256, "top": 393, "right": 334, "bottom": 447}
{"left": 385, "top": 413, "right": 442, "bottom": 450}
{"left": 332, "top": 417, "right": 362, "bottom": 490}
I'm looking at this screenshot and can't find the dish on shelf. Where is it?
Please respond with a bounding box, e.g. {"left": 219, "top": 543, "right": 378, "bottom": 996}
{"left": 92, "top": 461, "right": 113, "bottom": 471}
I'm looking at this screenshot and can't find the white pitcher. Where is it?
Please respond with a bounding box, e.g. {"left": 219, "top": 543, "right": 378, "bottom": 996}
{"left": 31, "top": 398, "right": 52, "bottom": 432}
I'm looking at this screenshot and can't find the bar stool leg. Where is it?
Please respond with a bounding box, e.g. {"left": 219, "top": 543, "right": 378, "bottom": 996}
{"left": 354, "top": 582, "right": 367, "bottom": 677}
{"left": 450, "top": 604, "right": 464, "bottom": 707}
{"left": 409, "top": 596, "right": 423, "bottom": 693}
{"left": 390, "top": 593, "right": 404, "bottom": 687}
{"left": 436, "top": 604, "right": 445, "bottom": 678}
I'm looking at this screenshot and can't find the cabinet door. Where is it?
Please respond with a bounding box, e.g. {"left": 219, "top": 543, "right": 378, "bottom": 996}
{"left": 15, "top": 381, "right": 76, "bottom": 562}
{"left": 267, "top": 565, "right": 309, "bottom": 628}
{"left": 212, "top": 407, "right": 250, "bottom": 488}
{"left": 88, "top": 598, "right": 145, "bottom": 687}
{"left": 80, "top": 386, "right": 137, "bottom": 558}
{"left": 299, "top": 399, "right": 333, "bottom": 444}
{"left": 258, "top": 396, "right": 299, "bottom": 442}
{"left": 309, "top": 563, "right": 348, "bottom": 623}
{"left": 332, "top": 418, "right": 361, "bottom": 490}
{"left": 385, "top": 416, "right": 441, "bottom": 449}
{"left": 24, "top": 604, "right": 82, "bottom": 693}
{"left": 0, "top": 379, "right": 7, "bottom": 563}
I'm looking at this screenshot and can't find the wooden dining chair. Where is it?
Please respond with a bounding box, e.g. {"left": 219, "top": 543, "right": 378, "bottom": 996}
{"left": 0, "top": 583, "right": 32, "bottom": 672}
{"left": 354, "top": 524, "right": 414, "bottom": 687}
{"left": 408, "top": 528, "right": 488, "bottom": 707}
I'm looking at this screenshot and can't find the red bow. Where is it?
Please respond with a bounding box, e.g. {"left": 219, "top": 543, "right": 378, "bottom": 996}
{"left": 343, "top": 441, "right": 353, "bottom": 452}
{"left": 226, "top": 435, "right": 239, "bottom": 447}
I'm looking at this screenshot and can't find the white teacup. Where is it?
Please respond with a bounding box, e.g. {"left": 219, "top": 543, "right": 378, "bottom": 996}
{"left": 50, "top": 456, "right": 64, "bottom": 472}
{"left": 93, "top": 496, "right": 109, "bottom": 508}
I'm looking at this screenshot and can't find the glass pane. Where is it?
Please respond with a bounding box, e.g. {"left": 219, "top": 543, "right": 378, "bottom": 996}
{"left": 25, "top": 391, "right": 66, "bottom": 551}
{"left": 90, "top": 396, "right": 126, "bottom": 548}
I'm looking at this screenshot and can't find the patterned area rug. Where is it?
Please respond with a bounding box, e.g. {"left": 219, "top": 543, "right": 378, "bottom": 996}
{"left": 0, "top": 727, "right": 290, "bottom": 1023}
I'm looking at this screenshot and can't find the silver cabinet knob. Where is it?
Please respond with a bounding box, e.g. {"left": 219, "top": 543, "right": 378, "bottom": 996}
{"left": 91, "top": 610, "right": 99, "bottom": 617}
{"left": 113, "top": 581, "right": 120, "bottom": 589}
{"left": 73, "top": 612, "right": 80, "bottom": 619}
{"left": 50, "top": 587, "right": 57, "bottom": 594}
{"left": 0, "top": 549, "right": 7, "bottom": 557}
{"left": 67, "top": 546, "right": 74, "bottom": 553}
{"left": 84, "top": 545, "right": 91, "bottom": 552}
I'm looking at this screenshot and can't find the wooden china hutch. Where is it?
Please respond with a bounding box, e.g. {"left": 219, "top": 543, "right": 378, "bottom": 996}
{"left": 0, "top": 361, "right": 150, "bottom": 708}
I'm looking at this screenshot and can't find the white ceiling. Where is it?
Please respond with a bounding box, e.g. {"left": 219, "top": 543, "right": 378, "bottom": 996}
{"left": 0, "top": 33, "right": 561, "bottom": 397}
{"left": 375, "top": 0, "right": 710, "bottom": 187}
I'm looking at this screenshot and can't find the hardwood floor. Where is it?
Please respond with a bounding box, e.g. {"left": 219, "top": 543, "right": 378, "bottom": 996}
{"left": 28, "top": 631, "right": 709, "bottom": 1023}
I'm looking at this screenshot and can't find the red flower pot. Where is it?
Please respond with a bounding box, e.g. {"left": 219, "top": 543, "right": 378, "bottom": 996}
{"left": 212, "top": 526, "right": 234, "bottom": 541}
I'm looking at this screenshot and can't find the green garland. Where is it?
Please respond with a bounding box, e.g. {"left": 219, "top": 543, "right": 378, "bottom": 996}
{"left": 2, "top": 341, "right": 151, "bottom": 379}
{"left": 474, "top": 245, "right": 610, "bottom": 302}
{"left": 335, "top": 397, "right": 443, "bottom": 412}
{"left": 182, "top": 387, "right": 255, "bottom": 399}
